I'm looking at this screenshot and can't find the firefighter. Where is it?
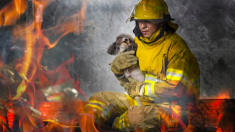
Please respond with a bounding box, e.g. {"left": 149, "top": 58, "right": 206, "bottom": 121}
{"left": 84, "top": 0, "right": 200, "bottom": 131}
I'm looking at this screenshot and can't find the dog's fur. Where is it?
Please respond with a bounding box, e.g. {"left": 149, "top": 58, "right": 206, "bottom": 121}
{"left": 107, "top": 34, "right": 136, "bottom": 55}
{"left": 107, "top": 34, "right": 144, "bottom": 82}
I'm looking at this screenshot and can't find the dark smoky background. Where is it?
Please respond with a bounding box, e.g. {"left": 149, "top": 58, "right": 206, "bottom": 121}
{"left": 1, "top": 0, "right": 235, "bottom": 99}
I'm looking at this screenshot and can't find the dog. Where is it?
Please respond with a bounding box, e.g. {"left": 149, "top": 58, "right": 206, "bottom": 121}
{"left": 107, "top": 34, "right": 144, "bottom": 82}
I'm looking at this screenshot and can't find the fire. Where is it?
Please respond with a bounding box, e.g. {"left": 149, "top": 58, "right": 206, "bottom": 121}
{"left": 0, "top": 0, "right": 95, "bottom": 131}
{"left": 0, "top": 0, "right": 27, "bottom": 27}
{"left": 0, "top": 55, "right": 2, "bottom": 68}
{"left": 3, "top": 0, "right": 88, "bottom": 100}
{"left": 217, "top": 91, "right": 230, "bottom": 99}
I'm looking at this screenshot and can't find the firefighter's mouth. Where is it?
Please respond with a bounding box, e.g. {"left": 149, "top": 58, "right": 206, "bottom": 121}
{"left": 142, "top": 31, "right": 148, "bottom": 34}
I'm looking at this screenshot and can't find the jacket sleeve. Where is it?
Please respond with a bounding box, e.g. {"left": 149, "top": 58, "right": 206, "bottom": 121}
{"left": 140, "top": 42, "right": 200, "bottom": 100}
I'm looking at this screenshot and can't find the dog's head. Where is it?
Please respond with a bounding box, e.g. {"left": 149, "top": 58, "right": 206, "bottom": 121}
{"left": 107, "top": 34, "right": 136, "bottom": 55}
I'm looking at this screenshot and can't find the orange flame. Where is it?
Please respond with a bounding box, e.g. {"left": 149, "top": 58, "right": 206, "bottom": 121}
{"left": 217, "top": 91, "right": 230, "bottom": 99}
{"left": 0, "top": 0, "right": 27, "bottom": 27}
{"left": 11, "top": 0, "right": 55, "bottom": 100}
{"left": 0, "top": 0, "right": 93, "bottom": 131}
{"left": 3, "top": 0, "right": 88, "bottom": 100}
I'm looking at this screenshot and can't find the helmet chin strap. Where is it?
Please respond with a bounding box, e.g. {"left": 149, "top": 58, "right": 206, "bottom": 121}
{"left": 133, "top": 14, "right": 172, "bottom": 44}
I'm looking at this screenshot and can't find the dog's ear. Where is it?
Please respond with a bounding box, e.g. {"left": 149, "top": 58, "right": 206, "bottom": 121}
{"left": 107, "top": 42, "right": 119, "bottom": 55}
{"left": 127, "top": 39, "right": 137, "bottom": 53}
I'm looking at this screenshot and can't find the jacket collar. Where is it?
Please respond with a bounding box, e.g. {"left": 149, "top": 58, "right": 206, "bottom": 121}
{"left": 139, "top": 28, "right": 168, "bottom": 46}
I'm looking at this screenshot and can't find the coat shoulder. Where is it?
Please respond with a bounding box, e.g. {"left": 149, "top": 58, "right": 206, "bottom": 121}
{"left": 165, "top": 33, "right": 190, "bottom": 51}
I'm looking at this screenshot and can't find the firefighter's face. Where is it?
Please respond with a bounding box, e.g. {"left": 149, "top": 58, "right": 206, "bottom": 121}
{"left": 138, "top": 20, "right": 162, "bottom": 39}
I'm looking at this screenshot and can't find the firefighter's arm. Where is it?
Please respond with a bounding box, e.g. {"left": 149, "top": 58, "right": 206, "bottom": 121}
{"left": 120, "top": 77, "right": 145, "bottom": 98}
{"left": 140, "top": 44, "right": 192, "bottom": 98}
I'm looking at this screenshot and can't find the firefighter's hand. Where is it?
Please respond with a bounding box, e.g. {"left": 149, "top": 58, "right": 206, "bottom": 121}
{"left": 120, "top": 77, "right": 144, "bottom": 98}
{"left": 110, "top": 50, "right": 138, "bottom": 75}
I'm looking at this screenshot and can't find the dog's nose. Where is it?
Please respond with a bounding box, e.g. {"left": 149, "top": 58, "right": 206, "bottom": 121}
{"left": 124, "top": 38, "right": 128, "bottom": 42}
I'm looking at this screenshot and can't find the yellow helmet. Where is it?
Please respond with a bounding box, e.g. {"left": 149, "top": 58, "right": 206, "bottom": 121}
{"left": 127, "top": 0, "right": 170, "bottom": 23}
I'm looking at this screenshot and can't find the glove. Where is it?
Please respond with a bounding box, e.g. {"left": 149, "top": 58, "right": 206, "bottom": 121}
{"left": 110, "top": 50, "right": 138, "bottom": 75}
{"left": 120, "top": 77, "right": 144, "bottom": 98}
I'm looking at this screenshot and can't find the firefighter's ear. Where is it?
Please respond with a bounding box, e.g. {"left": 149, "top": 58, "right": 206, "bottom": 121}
{"left": 107, "top": 42, "right": 119, "bottom": 55}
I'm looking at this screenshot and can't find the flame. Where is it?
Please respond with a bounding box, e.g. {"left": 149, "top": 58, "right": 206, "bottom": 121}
{"left": 0, "top": 55, "right": 2, "bottom": 69}
{"left": 0, "top": 0, "right": 94, "bottom": 131}
{"left": 0, "top": 115, "right": 7, "bottom": 131}
{"left": 0, "top": 0, "right": 27, "bottom": 27}
{"left": 5, "top": 0, "right": 88, "bottom": 100}
{"left": 217, "top": 91, "right": 230, "bottom": 99}
{"left": 7, "top": 102, "right": 15, "bottom": 129}
{"left": 11, "top": 0, "right": 55, "bottom": 100}
{"left": 198, "top": 99, "right": 234, "bottom": 131}
{"left": 35, "top": 100, "right": 101, "bottom": 132}
{"left": 216, "top": 128, "right": 222, "bottom": 132}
